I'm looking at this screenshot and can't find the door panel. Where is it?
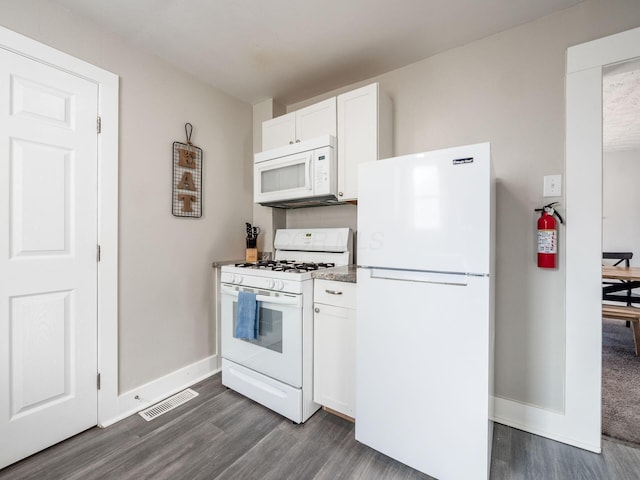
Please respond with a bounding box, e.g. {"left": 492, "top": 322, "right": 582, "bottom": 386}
{"left": 0, "top": 48, "right": 98, "bottom": 469}
{"left": 10, "top": 291, "right": 73, "bottom": 417}
{"left": 295, "top": 97, "right": 336, "bottom": 142}
{"left": 10, "top": 74, "right": 75, "bottom": 127}
{"left": 337, "top": 83, "right": 377, "bottom": 200}
{"left": 11, "top": 139, "right": 71, "bottom": 256}
{"left": 262, "top": 112, "right": 296, "bottom": 150}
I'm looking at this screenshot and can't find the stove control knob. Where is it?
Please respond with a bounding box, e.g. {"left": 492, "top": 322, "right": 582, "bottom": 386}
{"left": 267, "top": 279, "right": 275, "bottom": 289}
{"left": 235, "top": 275, "right": 243, "bottom": 284}
{"left": 275, "top": 280, "right": 285, "bottom": 291}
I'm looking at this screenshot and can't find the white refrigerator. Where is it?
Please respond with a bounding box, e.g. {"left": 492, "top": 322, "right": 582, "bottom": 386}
{"left": 356, "top": 142, "right": 494, "bottom": 480}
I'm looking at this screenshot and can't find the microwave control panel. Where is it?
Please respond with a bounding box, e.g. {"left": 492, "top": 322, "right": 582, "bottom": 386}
{"left": 313, "top": 146, "right": 335, "bottom": 195}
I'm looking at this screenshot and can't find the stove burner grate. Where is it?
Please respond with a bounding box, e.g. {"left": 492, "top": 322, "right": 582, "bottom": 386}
{"left": 233, "top": 260, "right": 336, "bottom": 273}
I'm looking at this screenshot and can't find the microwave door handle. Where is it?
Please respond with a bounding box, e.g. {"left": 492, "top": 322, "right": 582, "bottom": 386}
{"left": 305, "top": 157, "right": 312, "bottom": 191}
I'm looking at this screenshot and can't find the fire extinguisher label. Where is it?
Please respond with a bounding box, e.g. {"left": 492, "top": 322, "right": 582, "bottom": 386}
{"left": 537, "top": 230, "right": 557, "bottom": 254}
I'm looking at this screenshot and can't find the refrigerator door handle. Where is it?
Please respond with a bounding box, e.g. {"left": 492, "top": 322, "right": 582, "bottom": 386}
{"left": 367, "top": 267, "right": 469, "bottom": 286}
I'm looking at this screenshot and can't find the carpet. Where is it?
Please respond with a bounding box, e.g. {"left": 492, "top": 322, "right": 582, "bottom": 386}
{"left": 602, "top": 318, "right": 640, "bottom": 444}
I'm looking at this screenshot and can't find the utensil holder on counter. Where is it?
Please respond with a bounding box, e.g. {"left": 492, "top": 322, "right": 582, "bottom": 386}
{"left": 246, "top": 237, "right": 258, "bottom": 262}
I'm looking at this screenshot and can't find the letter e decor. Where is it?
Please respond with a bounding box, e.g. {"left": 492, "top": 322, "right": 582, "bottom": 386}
{"left": 172, "top": 123, "right": 203, "bottom": 217}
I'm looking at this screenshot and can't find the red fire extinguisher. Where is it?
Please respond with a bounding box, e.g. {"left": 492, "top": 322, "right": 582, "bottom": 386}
{"left": 535, "top": 202, "right": 564, "bottom": 269}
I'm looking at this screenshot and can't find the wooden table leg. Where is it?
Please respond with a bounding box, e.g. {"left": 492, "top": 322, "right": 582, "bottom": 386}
{"left": 631, "top": 320, "right": 640, "bottom": 356}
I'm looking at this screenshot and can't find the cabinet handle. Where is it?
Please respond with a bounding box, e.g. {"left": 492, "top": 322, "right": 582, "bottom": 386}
{"left": 289, "top": 140, "right": 294, "bottom": 144}
{"left": 314, "top": 307, "right": 320, "bottom": 313}
{"left": 296, "top": 139, "right": 301, "bottom": 143}
{"left": 338, "top": 192, "right": 343, "bottom": 197}
{"left": 325, "top": 289, "right": 343, "bottom": 295}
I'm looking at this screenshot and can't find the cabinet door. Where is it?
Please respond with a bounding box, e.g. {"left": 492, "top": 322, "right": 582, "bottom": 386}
{"left": 313, "top": 303, "right": 356, "bottom": 418}
{"left": 262, "top": 112, "right": 296, "bottom": 150}
{"left": 314, "top": 280, "right": 356, "bottom": 308}
{"left": 337, "top": 83, "right": 378, "bottom": 201}
{"left": 295, "top": 97, "right": 336, "bottom": 143}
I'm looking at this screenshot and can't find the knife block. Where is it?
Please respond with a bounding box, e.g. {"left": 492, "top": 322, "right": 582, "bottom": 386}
{"left": 245, "top": 248, "right": 258, "bottom": 262}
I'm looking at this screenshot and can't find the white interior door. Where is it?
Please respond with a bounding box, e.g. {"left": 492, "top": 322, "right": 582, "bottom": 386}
{"left": 0, "top": 48, "right": 98, "bottom": 468}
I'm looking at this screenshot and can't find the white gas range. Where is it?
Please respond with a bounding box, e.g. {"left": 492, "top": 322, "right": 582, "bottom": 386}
{"left": 220, "top": 228, "right": 352, "bottom": 423}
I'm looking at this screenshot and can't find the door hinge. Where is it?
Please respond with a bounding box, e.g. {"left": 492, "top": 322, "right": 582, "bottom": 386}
{"left": 97, "top": 373, "right": 101, "bottom": 390}
{"left": 97, "top": 116, "right": 102, "bottom": 134}
{"left": 97, "top": 244, "right": 101, "bottom": 262}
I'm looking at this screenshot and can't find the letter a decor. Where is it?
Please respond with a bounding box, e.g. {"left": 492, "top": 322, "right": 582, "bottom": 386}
{"left": 172, "top": 123, "right": 203, "bottom": 218}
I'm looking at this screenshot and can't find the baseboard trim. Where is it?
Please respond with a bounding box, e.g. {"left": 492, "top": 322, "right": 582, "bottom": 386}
{"left": 491, "top": 396, "right": 601, "bottom": 453}
{"left": 99, "top": 355, "right": 220, "bottom": 428}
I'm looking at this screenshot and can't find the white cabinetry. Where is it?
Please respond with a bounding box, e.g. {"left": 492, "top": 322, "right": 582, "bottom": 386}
{"left": 262, "top": 97, "right": 336, "bottom": 151}
{"left": 336, "top": 83, "right": 392, "bottom": 201}
{"left": 313, "top": 279, "right": 356, "bottom": 419}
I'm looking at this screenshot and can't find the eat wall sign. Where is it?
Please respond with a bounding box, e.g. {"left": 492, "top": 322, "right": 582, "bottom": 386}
{"left": 172, "top": 123, "right": 202, "bottom": 218}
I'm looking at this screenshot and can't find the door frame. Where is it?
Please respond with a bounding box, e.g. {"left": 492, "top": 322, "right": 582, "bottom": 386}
{"left": 564, "top": 26, "right": 640, "bottom": 452}
{"left": 0, "top": 26, "right": 119, "bottom": 426}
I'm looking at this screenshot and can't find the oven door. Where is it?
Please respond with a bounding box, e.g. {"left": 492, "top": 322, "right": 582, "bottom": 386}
{"left": 221, "top": 283, "right": 303, "bottom": 388}
{"left": 254, "top": 150, "right": 313, "bottom": 204}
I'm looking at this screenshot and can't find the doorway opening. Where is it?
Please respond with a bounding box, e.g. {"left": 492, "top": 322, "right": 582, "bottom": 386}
{"left": 565, "top": 26, "right": 640, "bottom": 453}
{"left": 601, "top": 57, "right": 640, "bottom": 444}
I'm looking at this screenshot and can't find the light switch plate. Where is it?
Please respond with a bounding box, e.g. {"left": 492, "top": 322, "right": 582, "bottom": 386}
{"left": 543, "top": 174, "right": 562, "bottom": 197}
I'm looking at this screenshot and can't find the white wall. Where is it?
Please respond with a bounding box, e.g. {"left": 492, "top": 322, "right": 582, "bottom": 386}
{"left": 283, "top": 0, "right": 640, "bottom": 412}
{"left": 0, "top": 1, "right": 254, "bottom": 392}
{"left": 603, "top": 149, "right": 640, "bottom": 265}
{"left": 252, "top": 99, "right": 286, "bottom": 256}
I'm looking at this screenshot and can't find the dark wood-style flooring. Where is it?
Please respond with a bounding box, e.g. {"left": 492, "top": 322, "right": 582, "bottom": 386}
{"left": 2, "top": 373, "right": 640, "bottom": 479}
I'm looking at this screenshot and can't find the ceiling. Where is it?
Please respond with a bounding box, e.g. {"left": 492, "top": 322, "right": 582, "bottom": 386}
{"left": 50, "top": 0, "right": 639, "bottom": 152}
{"left": 52, "top": 0, "right": 585, "bottom": 105}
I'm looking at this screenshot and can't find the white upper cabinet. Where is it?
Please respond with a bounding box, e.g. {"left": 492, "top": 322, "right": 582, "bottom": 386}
{"left": 261, "top": 112, "right": 296, "bottom": 151}
{"left": 262, "top": 97, "right": 336, "bottom": 151}
{"left": 337, "top": 83, "right": 393, "bottom": 201}
{"left": 296, "top": 98, "right": 336, "bottom": 142}
{"left": 260, "top": 83, "right": 392, "bottom": 203}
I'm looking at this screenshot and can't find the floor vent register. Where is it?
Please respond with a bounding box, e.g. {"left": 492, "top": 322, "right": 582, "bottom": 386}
{"left": 138, "top": 388, "right": 199, "bottom": 421}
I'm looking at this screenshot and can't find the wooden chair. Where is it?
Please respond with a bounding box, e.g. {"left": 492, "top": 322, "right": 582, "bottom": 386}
{"left": 602, "top": 251, "right": 632, "bottom": 268}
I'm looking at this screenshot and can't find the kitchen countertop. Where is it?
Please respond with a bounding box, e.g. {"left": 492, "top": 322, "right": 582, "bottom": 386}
{"left": 311, "top": 264, "right": 357, "bottom": 283}
{"left": 211, "top": 259, "right": 243, "bottom": 268}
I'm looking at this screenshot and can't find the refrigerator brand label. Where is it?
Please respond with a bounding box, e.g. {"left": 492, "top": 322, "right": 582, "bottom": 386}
{"left": 452, "top": 157, "right": 474, "bottom": 165}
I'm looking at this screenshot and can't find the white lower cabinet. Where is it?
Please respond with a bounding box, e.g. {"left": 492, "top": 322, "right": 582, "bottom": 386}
{"left": 313, "top": 279, "right": 356, "bottom": 419}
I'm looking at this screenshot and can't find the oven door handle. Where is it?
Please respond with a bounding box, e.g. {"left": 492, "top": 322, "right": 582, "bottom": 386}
{"left": 255, "top": 294, "right": 298, "bottom": 305}
{"left": 221, "top": 285, "right": 300, "bottom": 306}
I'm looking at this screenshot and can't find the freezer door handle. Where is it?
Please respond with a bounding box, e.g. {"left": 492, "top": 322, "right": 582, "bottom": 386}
{"left": 368, "top": 268, "right": 469, "bottom": 286}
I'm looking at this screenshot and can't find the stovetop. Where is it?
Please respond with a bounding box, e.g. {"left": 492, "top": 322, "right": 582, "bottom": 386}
{"left": 221, "top": 259, "right": 339, "bottom": 292}
{"left": 221, "top": 228, "right": 352, "bottom": 291}
{"left": 233, "top": 260, "right": 336, "bottom": 274}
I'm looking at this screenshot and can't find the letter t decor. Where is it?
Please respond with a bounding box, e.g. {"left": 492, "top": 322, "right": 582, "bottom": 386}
{"left": 172, "top": 123, "right": 203, "bottom": 218}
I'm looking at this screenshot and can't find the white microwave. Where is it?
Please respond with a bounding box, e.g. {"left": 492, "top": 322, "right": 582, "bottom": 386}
{"left": 254, "top": 135, "right": 338, "bottom": 208}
